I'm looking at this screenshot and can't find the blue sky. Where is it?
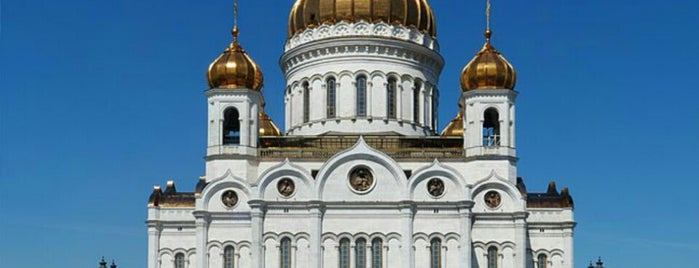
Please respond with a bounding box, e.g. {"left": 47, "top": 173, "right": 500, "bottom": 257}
{"left": 1, "top": 0, "right": 698, "bottom": 267}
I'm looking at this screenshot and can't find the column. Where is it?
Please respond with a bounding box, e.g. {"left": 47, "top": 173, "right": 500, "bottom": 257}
{"left": 250, "top": 102, "right": 259, "bottom": 147}
{"left": 458, "top": 202, "right": 473, "bottom": 268}
{"left": 195, "top": 215, "right": 209, "bottom": 268}
{"left": 397, "top": 84, "right": 403, "bottom": 120}
{"left": 501, "top": 103, "right": 510, "bottom": 149}
{"left": 292, "top": 243, "right": 298, "bottom": 268}
{"left": 514, "top": 213, "right": 527, "bottom": 268}
{"left": 350, "top": 241, "right": 356, "bottom": 268}
{"left": 309, "top": 202, "right": 324, "bottom": 268}
{"left": 250, "top": 202, "right": 265, "bottom": 268}
{"left": 148, "top": 224, "right": 161, "bottom": 268}
{"left": 367, "top": 81, "right": 374, "bottom": 117}
{"left": 400, "top": 202, "right": 414, "bottom": 268}
{"left": 383, "top": 245, "right": 389, "bottom": 268}
{"left": 240, "top": 102, "right": 250, "bottom": 147}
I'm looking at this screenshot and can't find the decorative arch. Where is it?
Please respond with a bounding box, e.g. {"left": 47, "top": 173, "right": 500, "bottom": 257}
{"left": 256, "top": 159, "right": 314, "bottom": 199}
{"left": 408, "top": 159, "right": 468, "bottom": 199}
{"left": 313, "top": 137, "right": 408, "bottom": 198}
{"left": 471, "top": 170, "right": 525, "bottom": 210}
{"left": 198, "top": 170, "right": 252, "bottom": 210}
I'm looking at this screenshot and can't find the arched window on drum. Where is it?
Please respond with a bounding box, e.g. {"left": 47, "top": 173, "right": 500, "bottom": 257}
{"left": 303, "top": 82, "right": 310, "bottom": 123}
{"left": 356, "top": 75, "right": 367, "bottom": 117}
{"left": 386, "top": 77, "right": 397, "bottom": 119}
{"left": 326, "top": 77, "right": 337, "bottom": 119}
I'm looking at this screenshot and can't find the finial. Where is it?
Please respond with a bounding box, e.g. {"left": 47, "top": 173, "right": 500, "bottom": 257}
{"left": 232, "top": 0, "right": 239, "bottom": 41}
{"left": 486, "top": 0, "right": 492, "bottom": 32}
{"left": 484, "top": 0, "right": 493, "bottom": 44}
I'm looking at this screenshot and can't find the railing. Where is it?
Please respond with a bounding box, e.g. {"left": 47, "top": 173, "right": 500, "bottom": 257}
{"left": 258, "top": 136, "right": 464, "bottom": 159}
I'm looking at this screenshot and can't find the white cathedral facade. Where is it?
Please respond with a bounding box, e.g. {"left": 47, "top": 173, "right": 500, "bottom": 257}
{"left": 146, "top": 1, "right": 576, "bottom": 268}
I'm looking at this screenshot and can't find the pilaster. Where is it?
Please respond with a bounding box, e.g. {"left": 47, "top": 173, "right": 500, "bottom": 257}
{"left": 458, "top": 201, "right": 474, "bottom": 268}
{"left": 148, "top": 223, "right": 162, "bottom": 268}
{"left": 250, "top": 201, "right": 266, "bottom": 268}
{"left": 194, "top": 213, "right": 210, "bottom": 268}
{"left": 399, "top": 202, "right": 415, "bottom": 268}
{"left": 309, "top": 201, "right": 324, "bottom": 268}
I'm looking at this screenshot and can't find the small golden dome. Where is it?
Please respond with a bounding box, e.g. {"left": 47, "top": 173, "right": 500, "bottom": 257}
{"left": 288, "top": 0, "right": 437, "bottom": 38}
{"left": 207, "top": 29, "right": 264, "bottom": 90}
{"left": 440, "top": 111, "right": 463, "bottom": 136}
{"left": 259, "top": 110, "right": 282, "bottom": 136}
{"left": 460, "top": 30, "right": 517, "bottom": 91}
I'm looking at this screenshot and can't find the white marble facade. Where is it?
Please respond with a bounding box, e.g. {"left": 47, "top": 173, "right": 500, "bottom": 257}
{"left": 146, "top": 2, "right": 575, "bottom": 268}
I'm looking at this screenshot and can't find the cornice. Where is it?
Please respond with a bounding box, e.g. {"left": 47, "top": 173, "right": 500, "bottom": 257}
{"left": 280, "top": 37, "right": 444, "bottom": 78}
{"left": 284, "top": 21, "right": 439, "bottom": 52}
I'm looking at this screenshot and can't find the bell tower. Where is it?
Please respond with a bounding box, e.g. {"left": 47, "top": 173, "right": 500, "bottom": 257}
{"left": 458, "top": 0, "right": 517, "bottom": 159}
{"left": 205, "top": 4, "right": 266, "bottom": 158}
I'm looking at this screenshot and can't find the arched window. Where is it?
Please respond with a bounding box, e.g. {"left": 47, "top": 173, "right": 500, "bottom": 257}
{"left": 413, "top": 81, "right": 421, "bottom": 123}
{"left": 280, "top": 238, "right": 291, "bottom": 268}
{"left": 223, "top": 107, "right": 240, "bottom": 145}
{"left": 339, "top": 238, "right": 350, "bottom": 268}
{"left": 487, "top": 246, "right": 498, "bottom": 268}
{"left": 371, "top": 238, "right": 383, "bottom": 268}
{"left": 386, "top": 77, "right": 397, "bottom": 119}
{"left": 326, "top": 77, "right": 337, "bottom": 118}
{"left": 355, "top": 238, "right": 367, "bottom": 268}
{"left": 483, "top": 108, "right": 500, "bottom": 147}
{"left": 223, "top": 246, "right": 235, "bottom": 268}
{"left": 356, "top": 75, "right": 367, "bottom": 117}
{"left": 430, "top": 238, "right": 441, "bottom": 268}
{"left": 174, "top": 253, "right": 185, "bottom": 268}
{"left": 537, "top": 254, "right": 547, "bottom": 268}
{"left": 303, "top": 82, "right": 310, "bottom": 123}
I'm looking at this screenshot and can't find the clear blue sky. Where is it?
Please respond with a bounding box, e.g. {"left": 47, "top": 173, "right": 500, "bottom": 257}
{"left": 1, "top": 0, "right": 698, "bottom": 267}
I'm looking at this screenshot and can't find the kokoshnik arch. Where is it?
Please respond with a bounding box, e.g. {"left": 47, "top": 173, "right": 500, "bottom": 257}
{"left": 146, "top": 1, "right": 576, "bottom": 268}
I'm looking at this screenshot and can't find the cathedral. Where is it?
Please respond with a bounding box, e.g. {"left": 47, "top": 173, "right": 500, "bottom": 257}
{"left": 146, "top": 1, "right": 576, "bottom": 268}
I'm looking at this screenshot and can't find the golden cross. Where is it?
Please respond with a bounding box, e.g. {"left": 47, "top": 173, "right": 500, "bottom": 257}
{"left": 233, "top": 0, "right": 239, "bottom": 31}
{"left": 486, "top": 0, "right": 492, "bottom": 31}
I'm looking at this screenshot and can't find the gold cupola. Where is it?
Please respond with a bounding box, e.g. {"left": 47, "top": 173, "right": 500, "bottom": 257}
{"left": 440, "top": 106, "right": 464, "bottom": 137}
{"left": 288, "top": 0, "right": 437, "bottom": 38}
{"left": 207, "top": 28, "right": 264, "bottom": 90}
{"left": 460, "top": 30, "right": 517, "bottom": 91}
{"left": 259, "top": 103, "right": 282, "bottom": 136}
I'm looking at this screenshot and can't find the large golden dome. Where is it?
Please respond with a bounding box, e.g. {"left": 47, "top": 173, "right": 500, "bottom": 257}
{"left": 288, "top": 0, "right": 437, "bottom": 38}
{"left": 460, "top": 30, "right": 517, "bottom": 91}
{"left": 207, "top": 29, "right": 264, "bottom": 90}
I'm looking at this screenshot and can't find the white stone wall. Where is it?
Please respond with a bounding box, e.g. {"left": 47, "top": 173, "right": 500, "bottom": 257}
{"left": 148, "top": 138, "right": 575, "bottom": 268}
